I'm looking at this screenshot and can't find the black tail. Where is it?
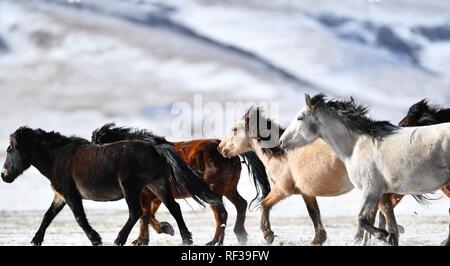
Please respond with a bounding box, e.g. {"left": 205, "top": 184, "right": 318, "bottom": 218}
{"left": 412, "top": 194, "right": 440, "bottom": 206}
{"left": 240, "top": 151, "right": 270, "bottom": 210}
{"left": 155, "top": 144, "right": 222, "bottom": 207}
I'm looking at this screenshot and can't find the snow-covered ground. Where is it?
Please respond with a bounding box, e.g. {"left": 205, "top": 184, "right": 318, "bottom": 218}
{"left": 0, "top": 0, "right": 448, "bottom": 245}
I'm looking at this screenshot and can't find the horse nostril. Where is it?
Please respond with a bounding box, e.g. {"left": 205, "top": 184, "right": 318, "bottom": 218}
{"left": 1, "top": 168, "right": 8, "bottom": 178}
{"left": 279, "top": 140, "right": 284, "bottom": 148}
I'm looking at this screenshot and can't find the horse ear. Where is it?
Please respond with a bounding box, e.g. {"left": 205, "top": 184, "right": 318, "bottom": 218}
{"left": 10, "top": 134, "right": 18, "bottom": 148}
{"left": 305, "top": 94, "right": 312, "bottom": 110}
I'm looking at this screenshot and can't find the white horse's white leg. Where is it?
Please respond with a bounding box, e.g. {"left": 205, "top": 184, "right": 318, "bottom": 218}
{"left": 358, "top": 191, "right": 390, "bottom": 244}
{"left": 362, "top": 231, "right": 371, "bottom": 246}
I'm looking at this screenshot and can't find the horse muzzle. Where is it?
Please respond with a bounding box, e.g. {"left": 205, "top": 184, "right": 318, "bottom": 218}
{"left": 217, "top": 145, "right": 231, "bottom": 158}
{"left": 1, "top": 168, "right": 14, "bottom": 183}
{"left": 398, "top": 117, "right": 412, "bottom": 127}
{"left": 279, "top": 139, "right": 291, "bottom": 150}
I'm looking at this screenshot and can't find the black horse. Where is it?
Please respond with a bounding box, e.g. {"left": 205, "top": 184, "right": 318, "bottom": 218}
{"left": 399, "top": 98, "right": 450, "bottom": 126}
{"left": 1, "top": 127, "right": 222, "bottom": 246}
{"left": 397, "top": 99, "right": 450, "bottom": 246}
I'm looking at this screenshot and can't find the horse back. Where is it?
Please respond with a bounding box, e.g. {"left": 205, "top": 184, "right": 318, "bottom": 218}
{"left": 68, "top": 141, "right": 166, "bottom": 201}
{"left": 172, "top": 139, "right": 241, "bottom": 190}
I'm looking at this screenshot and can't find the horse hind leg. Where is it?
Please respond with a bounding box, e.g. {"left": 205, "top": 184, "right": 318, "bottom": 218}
{"left": 132, "top": 189, "right": 174, "bottom": 246}
{"left": 206, "top": 200, "right": 228, "bottom": 246}
{"left": 302, "top": 195, "right": 327, "bottom": 245}
{"left": 148, "top": 199, "right": 175, "bottom": 236}
{"left": 148, "top": 181, "right": 193, "bottom": 245}
{"left": 114, "top": 182, "right": 144, "bottom": 246}
{"left": 225, "top": 190, "right": 248, "bottom": 245}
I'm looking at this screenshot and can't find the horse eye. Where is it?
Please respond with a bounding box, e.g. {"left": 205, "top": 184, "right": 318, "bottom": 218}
{"left": 297, "top": 116, "right": 303, "bottom": 121}
{"left": 232, "top": 127, "right": 238, "bottom": 133}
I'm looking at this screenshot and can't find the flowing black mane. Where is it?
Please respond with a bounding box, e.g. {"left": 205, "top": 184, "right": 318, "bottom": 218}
{"left": 92, "top": 123, "right": 169, "bottom": 145}
{"left": 405, "top": 99, "right": 450, "bottom": 126}
{"left": 244, "top": 107, "right": 285, "bottom": 158}
{"left": 10, "top": 126, "right": 88, "bottom": 150}
{"left": 309, "top": 94, "right": 398, "bottom": 139}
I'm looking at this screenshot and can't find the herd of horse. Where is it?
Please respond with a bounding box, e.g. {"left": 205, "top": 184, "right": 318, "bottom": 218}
{"left": 1, "top": 95, "right": 449, "bottom": 246}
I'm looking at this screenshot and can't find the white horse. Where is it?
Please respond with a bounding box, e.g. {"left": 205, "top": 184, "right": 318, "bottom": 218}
{"left": 280, "top": 94, "right": 450, "bottom": 244}
{"left": 218, "top": 107, "right": 398, "bottom": 245}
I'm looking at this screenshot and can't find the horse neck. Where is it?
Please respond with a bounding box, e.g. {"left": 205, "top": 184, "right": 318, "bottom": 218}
{"left": 26, "top": 144, "right": 61, "bottom": 179}
{"left": 435, "top": 109, "right": 450, "bottom": 123}
{"left": 317, "top": 112, "right": 359, "bottom": 161}
{"left": 249, "top": 138, "right": 280, "bottom": 166}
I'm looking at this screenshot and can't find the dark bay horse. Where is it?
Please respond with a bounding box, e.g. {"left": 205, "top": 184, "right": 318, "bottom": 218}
{"left": 392, "top": 99, "right": 450, "bottom": 246}
{"left": 92, "top": 123, "right": 270, "bottom": 246}
{"left": 1, "top": 127, "right": 222, "bottom": 246}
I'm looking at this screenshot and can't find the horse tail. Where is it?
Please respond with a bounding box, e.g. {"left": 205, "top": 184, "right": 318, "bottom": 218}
{"left": 154, "top": 144, "right": 222, "bottom": 207}
{"left": 240, "top": 151, "right": 270, "bottom": 210}
{"left": 411, "top": 194, "right": 440, "bottom": 206}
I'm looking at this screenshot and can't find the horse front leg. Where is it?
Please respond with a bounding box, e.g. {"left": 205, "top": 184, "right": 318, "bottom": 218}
{"left": 358, "top": 191, "right": 391, "bottom": 245}
{"left": 301, "top": 195, "right": 327, "bottom": 245}
{"left": 260, "top": 189, "right": 286, "bottom": 244}
{"left": 31, "top": 194, "right": 65, "bottom": 246}
{"left": 225, "top": 190, "right": 248, "bottom": 245}
{"left": 64, "top": 191, "right": 102, "bottom": 246}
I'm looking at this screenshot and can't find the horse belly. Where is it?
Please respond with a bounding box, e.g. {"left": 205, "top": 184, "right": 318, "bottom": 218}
{"left": 385, "top": 169, "right": 450, "bottom": 195}
{"left": 291, "top": 160, "right": 353, "bottom": 196}
{"left": 73, "top": 169, "right": 124, "bottom": 202}
{"left": 296, "top": 173, "right": 353, "bottom": 196}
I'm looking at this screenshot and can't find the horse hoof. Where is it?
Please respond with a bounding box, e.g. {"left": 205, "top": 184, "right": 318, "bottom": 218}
{"left": 397, "top": 224, "right": 405, "bottom": 234}
{"left": 205, "top": 240, "right": 217, "bottom": 246}
{"left": 113, "top": 239, "right": 125, "bottom": 246}
{"left": 89, "top": 232, "right": 103, "bottom": 246}
{"left": 264, "top": 232, "right": 275, "bottom": 244}
{"left": 182, "top": 239, "right": 193, "bottom": 246}
{"left": 92, "top": 240, "right": 103, "bottom": 246}
{"left": 375, "top": 230, "right": 389, "bottom": 242}
{"left": 132, "top": 238, "right": 149, "bottom": 246}
{"left": 353, "top": 235, "right": 363, "bottom": 245}
{"left": 311, "top": 236, "right": 326, "bottom": 246}
{"left": 387, "top": 233, "right": 398, "bottom": 246}
{"left": 311, "top": 230, "right": 327, "bottom": 246}
{"left": 160, "top": 222, "right": 175, "bottom": 236}
{"left": 31, "top": 238, "right": 43, "bottom": 246}
{"left": 236, "top": 234, "right": 248, "bottom": 245}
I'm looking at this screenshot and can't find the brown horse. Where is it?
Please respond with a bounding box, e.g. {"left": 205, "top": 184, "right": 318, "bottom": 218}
{"left": 92, "top": 123, "right": 270, "bottom": 246}
{"left": 383, "top": 99, "right": 450, "bottom": 246}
